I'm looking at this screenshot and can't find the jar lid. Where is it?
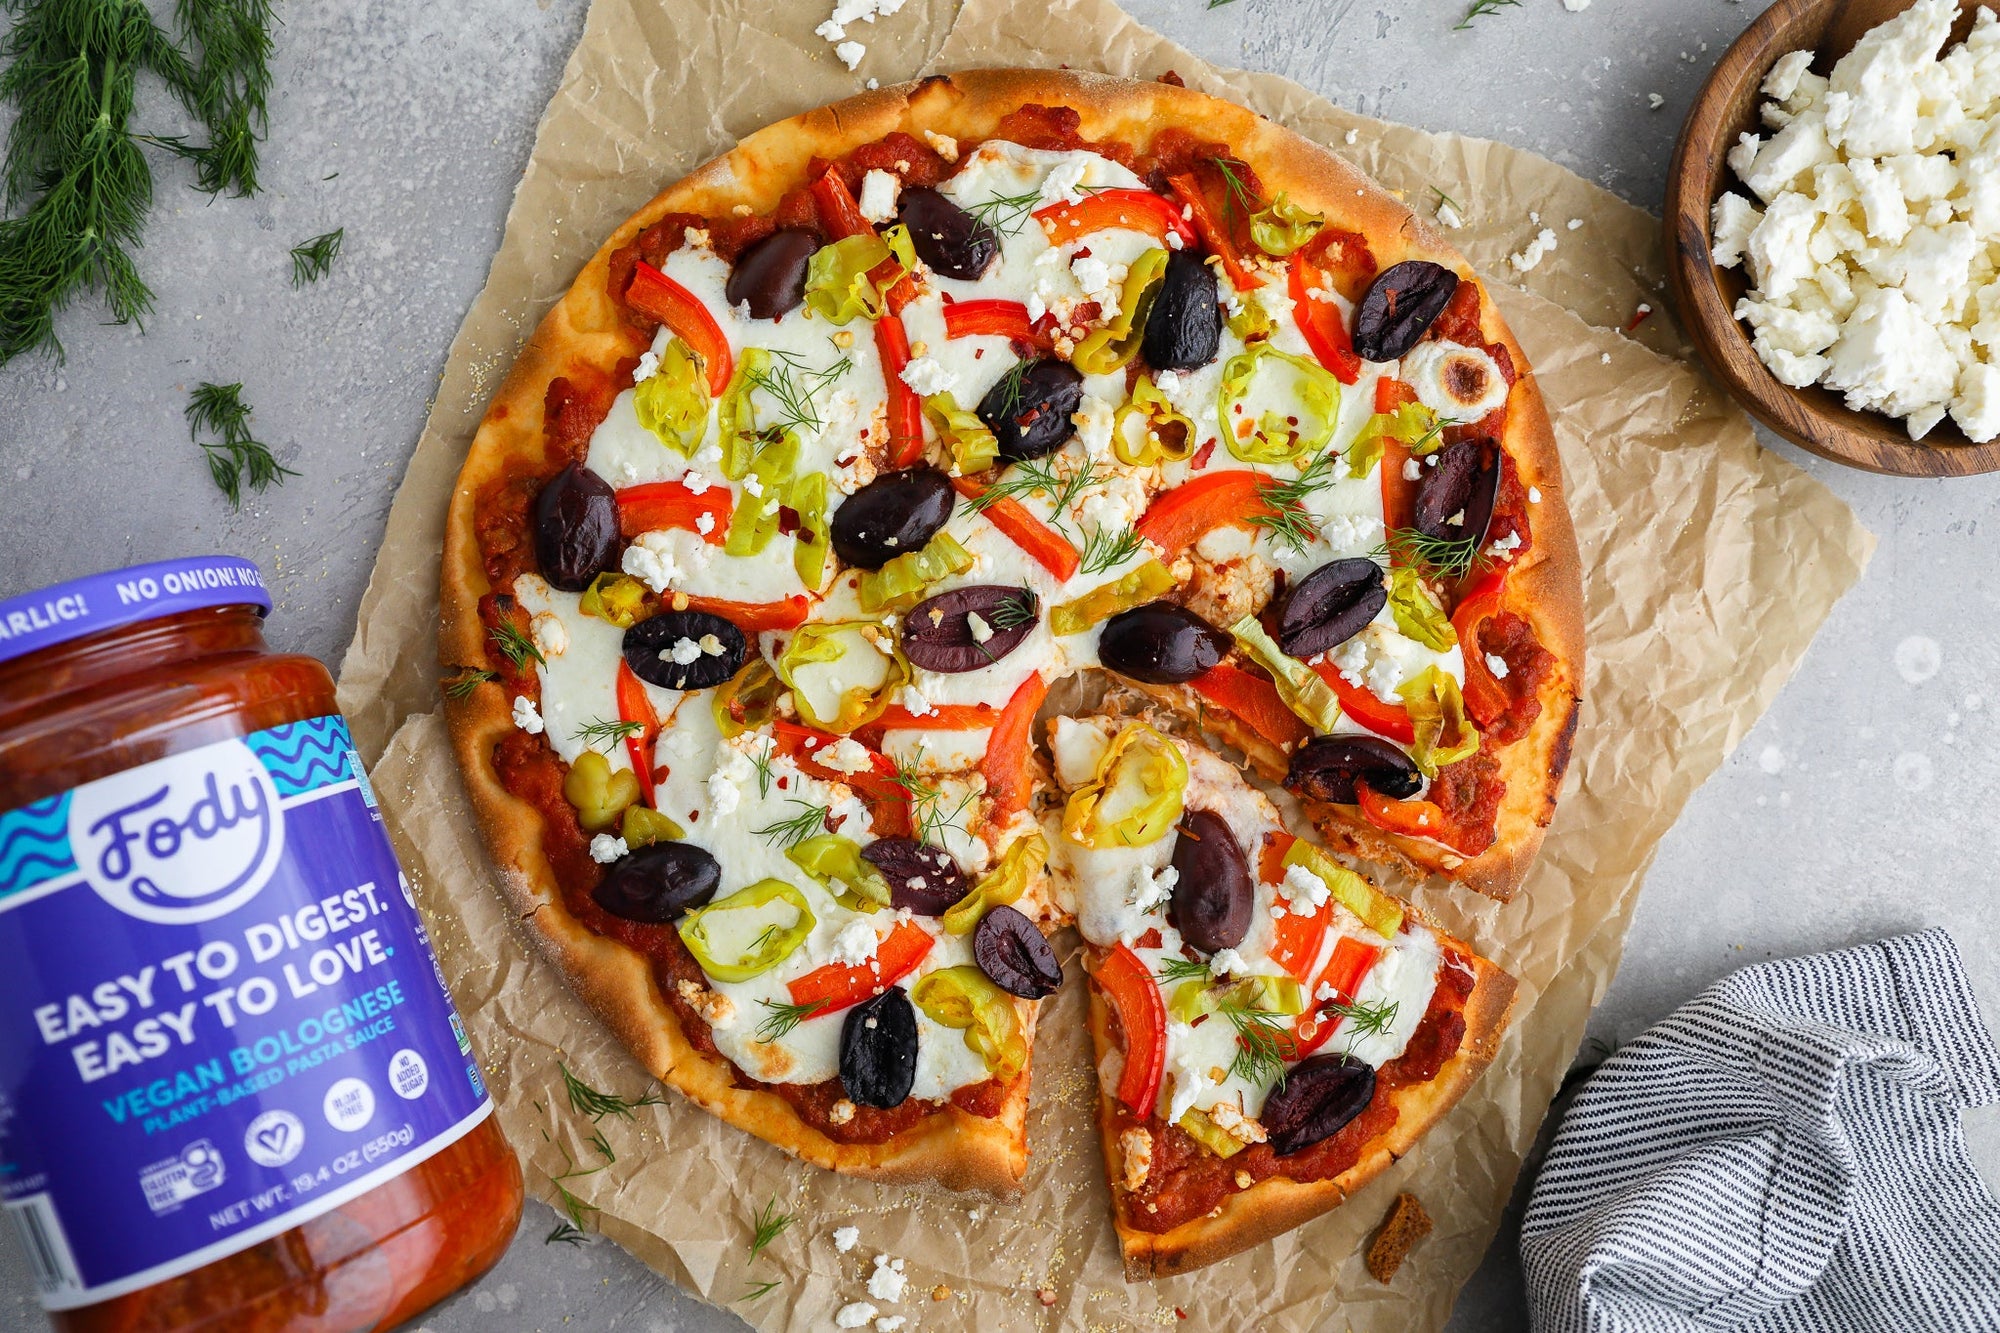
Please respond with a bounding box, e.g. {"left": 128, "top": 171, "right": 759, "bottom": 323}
{"left": 0, "top": 556, "right": 271, "bottom": 667}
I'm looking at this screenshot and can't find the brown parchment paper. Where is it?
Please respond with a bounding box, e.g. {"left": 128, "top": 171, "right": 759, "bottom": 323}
{"left": 333, "top": 0, "right": 1877, "bottom": 1327}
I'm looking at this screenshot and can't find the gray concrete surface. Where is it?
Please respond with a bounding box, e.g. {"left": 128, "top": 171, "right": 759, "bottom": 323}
{"left": 2, "top": 0, "right": 1997, "bottom": 1329}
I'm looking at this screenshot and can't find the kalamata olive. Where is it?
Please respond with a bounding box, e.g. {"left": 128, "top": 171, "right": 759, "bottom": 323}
{"left": 898, "top": 187, "right": 999, "bottom": 280}
{"left": 978, "top": 359, "right": 1085, "bottom": 461}
{"left": 901, "top": 585, "right": 1038, "bottom": 674}
{"left": 533, "top": 463, "right": 620, "bottom": 592}
{"left": 592, "top": 842, "right": 720, "bottom": 924}
{"left": 1412, "top": 437, "right": 1500, "bottom": 547}
{"left": 1141, "top": 249, "right": 1223, "bottom": 370}
{"left": 830, "top": 467, "right": 955, "bottom": 570}
{"left": 861, "top": 838, "right": 968, "bottom": 916}
{"left": 725, "top": 229, "right": 818, "bottom": 320}
{"left": 621, "top": 611, "right": 746, "bottom": 691}
{"left": 973, "top": 904, "right": 1063, "bottom": 999}
{"left": 840, "top": 986, "right": 919, "bottom": 1109}
{"left": 1278, "top": 559, "right": 1386, "bottom": 660}
{"left": 1260, "top": 1053, "right": 1376, "bottom": 1155}
{"left": 1097, "top": 602, "right": 1230, "bottom": 685}
{"left": 1284, "top": 736, "right": 1422, "bottom": 805}
{"left": 1169, "top": 809, "right": 1254, "bottom": 954}
{"left": 1352, "top": 260, "right": 1461, "bottom": 362}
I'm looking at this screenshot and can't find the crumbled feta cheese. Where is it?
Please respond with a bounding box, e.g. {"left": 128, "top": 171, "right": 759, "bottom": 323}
{"left": 1039, "top": 157, "right": 1089, "bottom": 206}
{"left": 621, "top": 532, "right": 684, "bottom": 593}
{"left": 511, "top": 695, "right": 544, "bottom": 734}
{"left": 1279, "top": 863, "right": 1330, "bottom": 913}
{"left": 1710, "top": 192, "right": 1763, "bottom": 268}
{"left": 743, "top": 473, "right": 765, "bottom": 499}
{"left": 966, "top": 611, "right": 994, "bottom": 643}
{"left": 1509, "top": 228, "right": 1558, "bottom": 275}
{"left": 835, "top": 1303, "right": 879, "bottom": 1329}
{"left": 829, "top": 920, "right": 880, "bottom": 968}
{"left": 835, "top": 40, "right": 865, "bottom": 69}
{"left": 633, "top": 348, "right": 661, "bottom": 383}
{"left": 1436, "top": 200, "right": 1464, "bottom": 229}
{"left": 834, "top": 1226, "right": 861, "bottom": 1253}
{"left": 1402, "top": 457, "right": 1422, "bottom": 481}
{"left": 530, "top": 611, "right": 568, "bottom": 658}
{"left": 589, "top": 833, "right": 627, "bottom": 863}
{"left": 820, "top": 737, "right": 876, "bottom": 774}
{"left": 1344, "top": 128, "right": 1360, "bottom": 145}
{"left": 667, "top": 637, "right": 702, "bottom": 666}
{"left": 1118, "top": 1126, "right": 1153, "bottom": 1191}
{"left": 675, "top": 978, "right": 736, "bottom": 1029}
{"left": 1529, "top": 486, "right": 1542, "bottom": 503}
{"left": 867, "top": 1255, "right": 908, "bottom": 1304}
{"left": 875, "top": 1319, "right": 906, "bottom": 1333}
{"left": 695, "top": 512, "right": 715, "bottom": 535}
{"left": 1208, "top": 948, "right": 1249, "bottom": 978}
{"left": 922, "top": 130, "right": 959, "bottom": 162}
{"left": 858, "top": 168, "right": 901, "bottom": 222}
{"left": 1485, "top": 652, "right": 1511, "bottom": 680}
{"left": 1128, "top": 864, "right": 1177, "bottom": 914}
{"left": 899, "top": 355, "right": 956, "bottom": 397}
{"left": 897, "top": 683, "right": 936, "bottom": 717}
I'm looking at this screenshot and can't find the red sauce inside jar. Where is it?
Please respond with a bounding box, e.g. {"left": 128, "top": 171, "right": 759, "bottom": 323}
{"left": 0, "top": 559, "right": 522, "bottom": 1331}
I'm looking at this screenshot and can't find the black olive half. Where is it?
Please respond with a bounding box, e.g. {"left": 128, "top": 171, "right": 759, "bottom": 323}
{"left": 1412, "top": 437, "right": 1501, "bottom": 549}
{"left": 973, "top": 905, "right": 1063, "bottom": 999}
{"left": 533, "top": 463, "right": 621, "bottom": 592}
{"left": 1141, "top": 249, "right": 1223, "bottom": 371}
{"left": 1352, "top": 260, "right": 1461, "bottom": 362}
{"left": 1284, "top": 736, "right": 1422, "bottom": 806}
{"left": 593, "top": 842, "right": 720, "bottom": 923}
{"left": 901, "top": 585, "right": 1038, "bottom": 674}
{"left": 725, "top": 229, "right": 818, "bottom": 320}
{"left": 621, "top": 611, "right": 747, "bottom": 691}
{"left": 840, "top": 986, "right": 919, "bottom": 1109}
{"left": 898, "top": 187, "right": 1000, "bottom": 281}
{"left": 1169, "top": 809, "right": 1254, "bottom": 954}
{"left": 1278, "top": 559, "right": 1386, "bottom": 660}
{"left": 1261, "top": 1053, "right": 1376, "bottom": 1155}
{"left": 862, "top": 838, "right": 968, "bottom": 916}
{"left": 1097, "top": 603, "right": 1230, "bottom": 685}
{"left": 830, "top": 467, "right": 956, "bottom": 571}
{"left": 978, "top": 359, "right": 1084, "bottom": 462}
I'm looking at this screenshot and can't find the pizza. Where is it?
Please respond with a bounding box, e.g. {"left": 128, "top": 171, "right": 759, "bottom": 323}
{"left": 438, "top": 68, "right": 1580, "bottom": 1270}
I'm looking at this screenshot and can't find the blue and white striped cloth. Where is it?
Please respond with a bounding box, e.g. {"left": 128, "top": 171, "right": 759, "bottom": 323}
{"left": 1521, "top": 930, "right": 2000, "bottom": 1332}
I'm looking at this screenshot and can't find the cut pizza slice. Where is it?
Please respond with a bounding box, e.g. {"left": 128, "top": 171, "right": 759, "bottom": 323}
{"left": 1042, "top": 710, "right": 1516, "bottom": 1279}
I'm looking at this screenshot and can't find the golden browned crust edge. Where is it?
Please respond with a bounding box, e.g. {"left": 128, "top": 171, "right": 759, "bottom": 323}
{"left": 437, "top": 68, "right": 1572, "bottom": 1189}
{"left": 1097, "top": 953, "right": 1515, "bottom": 1280}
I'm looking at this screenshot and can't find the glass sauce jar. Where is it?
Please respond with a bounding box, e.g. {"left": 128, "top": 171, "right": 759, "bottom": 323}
{"left": 0, "top": 557, "right": 522, "bottom": 1331}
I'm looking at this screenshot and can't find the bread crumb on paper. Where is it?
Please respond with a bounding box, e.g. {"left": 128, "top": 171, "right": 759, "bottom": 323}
{"left": 1364, "top": 1191, "right": 1433, "bottom": 1283}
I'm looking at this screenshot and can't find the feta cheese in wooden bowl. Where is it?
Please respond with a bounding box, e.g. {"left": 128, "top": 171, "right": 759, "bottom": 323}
{"left": 1667, "top": 0, "right": 2000, "bottom": 475}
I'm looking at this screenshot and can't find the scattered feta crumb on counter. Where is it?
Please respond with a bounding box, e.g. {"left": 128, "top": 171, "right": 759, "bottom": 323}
{"left": 835, "top": 1303, "right": 878, "bottom": 1329}
{"left": 1509, "top": 227, "right": 1558, "bottom": 274}
{"left": 1647, "top": 93, "right": 1665, "bottom": 110}
{"left": 868, "top": 1254, "right": 908, "bottom": 1303}
{"left": 833, "top": 1225, "right": 860, "bottom": 1253}
{"left": 835, "top": 40, "right": 864, "bottom": 69}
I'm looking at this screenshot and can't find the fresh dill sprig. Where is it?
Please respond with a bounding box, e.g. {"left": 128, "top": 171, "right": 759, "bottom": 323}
{"left": 1328, "top": 996, "right": 1400, "bottom": 1047}
{"left": 577, "top": 716, "right": 644, "bottom": 752}
{"left": 444, "top": 668, "right": 497, "bottom": 700}
{"left": 558, "top": 1061, "right": 665, "bottom": 1121}
{"left": 551, "top": 1174, "right": 600, "bottom": 1230}
{"left": 1377, "top": 526, "right": 1484, "bottom": 580}
{"left": 752, "top": 799, "right": 832, "bottom": 850}
{"left": 185, "top": 382, "right": 295, "bottom": 507}
{"left": 1153, "top": 956, "right": 1213, "bottom": 986}
{"left": 1078, "top": 526, "right": 1143, "bottom": 577}
{"left": 965, "top": 453, "right": 1105, "bottom": 525}
{"left": 1207, "top": 154, "right": 1260, "bottom": 218}
{"left": 987, "top": 587, "right": 1040, "bottom": 632}
{"left": 164, "top": 0, "right": 275, "bottom": 196}
{"left": 1406, "top": 411, "right": 1464, "bottom": 455}
{"left": 1247, "top": 448, "right": 1343, "bottom": 555}
{"left": 983, "top": 358, "right": 1035, "bottom": 424}
{"left": 1430, "top": 185, "right": 1464, "bottom": 215}
{"left": 755, "top": 997, "right": 829, "bottom": 1042}
{"left": 1225, "top": 1006, "right": 1292, "bottom": 1089}
{"left": 889, "top": 752, "right": 977, "bottom": 847}
{"left": 748, "top": 348, "right": 852, "bottom": 437}
{"left": 748, "top": 1199, "right": 795, "bottom": 1261}
{"left": 288, "top": 227, "right": 343, "bottom": 286}
{"left": 488, "top": 618, "right": 545, "bottom": 672}
{"left": 545, "top": 1220, "right": 588, "bottom": 1246}
{"left": 965, "top": 188, "right": 1045, "bottom": 236}
{"left": 734, "top": 1279, "right": 783, "bottom": 1303}
{"left": 1455, "top": 0, "right": 1522, "bottom": 30}
{"left": 749, "top": 742, "right": 776, "bottom": 799}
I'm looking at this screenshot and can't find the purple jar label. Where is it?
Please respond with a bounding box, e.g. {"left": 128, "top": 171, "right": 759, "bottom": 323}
{"left": 0, "top": 716, "right": 492, "bottom": 1309}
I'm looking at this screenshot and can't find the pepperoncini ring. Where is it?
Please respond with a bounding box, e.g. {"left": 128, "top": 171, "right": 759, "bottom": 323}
{"left": 1112, "top": 375, "right": 1197, "bottom": 467}
{"left": 1249, "top": 193, "right": 1326, "bottom": 257}
{"left": 632, "top": 339, "right": 711, "bottom": 456}
{"left": 941, "top": 830, "right": 1047, "bottom": 935}
{"left": 773, "top": 620, "right": 910, "bottom": 733}
{"left": 923, "top": 391, "right": 1000, "bottom": 477}
{"left": 1216, "top": 345, "right": 1341, "bottom": 466}
{"left": 563, "top": 749, "right": 642, "bottom": 830}
{"left": 1279, "top": 838, "right": 1404, "bottom": 940}
{"left": 1070, "top": 248, "right": 1169, "bottom": 377}
{"left": 712, "top": 658, "right": 783, "bottom": 739}
{"left": 858, "top": 532, "right": 976, "bottom": 613}
{"left": 1385, "top": 567, "right": 1456, "bottom": 652}
{"left": 1048, "top": 559, "right": 1177, "bottom": 636}
{"left": 1227, "top": 615, "right": 1343, "bottom": 735}
{"left": 676, "top": 879, "right": 816, "bottom": 982}
{"left": 786, "top": 834, "right": 892, "bottom": 912}
{"left": 580, "top": 572, "right": 651, "bottom": 629}
{"left": 910, "top": 965, "right": 1027, "bottom": 1082}
{"left": 1060, "top": 722, "right": 1188, "bottom": 849}
{"left": 1398, "top": 665, "right": 1479, "bottom": 778}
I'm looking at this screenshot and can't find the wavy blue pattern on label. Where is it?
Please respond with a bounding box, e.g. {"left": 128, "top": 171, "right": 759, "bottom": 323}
{"left": 246, "top": 716, "right": 353, "bottom": 798}
{"left": 0, "top": 794, "right": 74, "bottom": 897}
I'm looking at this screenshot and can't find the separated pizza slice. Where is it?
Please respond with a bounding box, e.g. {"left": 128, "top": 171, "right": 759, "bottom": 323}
{"left": 1041, "top": 710, "right": 1515, "bottom": 1278}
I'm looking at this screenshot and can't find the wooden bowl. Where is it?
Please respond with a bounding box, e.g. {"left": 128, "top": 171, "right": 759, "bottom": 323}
{"left": 1665, "top": 0, "right": 2000, "bottom": 476}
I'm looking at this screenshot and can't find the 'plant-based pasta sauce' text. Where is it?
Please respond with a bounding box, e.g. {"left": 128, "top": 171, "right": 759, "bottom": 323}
{"left": 0, "top": 557, "right": 522, "bottom": 1331}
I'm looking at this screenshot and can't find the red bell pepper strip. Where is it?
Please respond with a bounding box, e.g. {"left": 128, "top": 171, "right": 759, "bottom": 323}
{"left": 1375, "top": 377, "right": 1419, "bottom": 414}
{"left": 786, "top": 920, "right": 935, "bottom": 1015}
{"left": 1356, "top": 780, "right": 1485, "bottom": 855}
{"left": 1307, "top": 658, "right": 1416, "bottom": 745}
{"left": 1188, "top": 664, "right": 1309, "bottom": 753}
{"left": 615, "top": 660, "right": 661, "bottom": 807}
{"left": 1289, "top": 249, "right": 1361, "bottom": 385}
{"left": 1284, "top": 936, "right": 1383, "bottom": 1059}
{"left": 943, "top": 299, "right": 1043, "bottom": 345}
{"left": 1132, "top": 470, "right": 1282, "bottom": 560}
{"left": 951, "top": 477, "right": 1080, "bottom": 581}
{"left": 673, "top": 594, "right": 812, "bottom": 632}
{"left": 1094, "top": 942, "right": 1167, "bottom": 1117}
{"left": 772, "top": 722, "right": 911, "bottom": 837}
{"left": 811, "top": 167, "right": 871, "bottom": 239}
{"left": 869, "top": 702, "right": 1001, "bottom": 731}
{"left": 624, "top": 261, "right": 733, "bottom": 397}
{"left": 874, "top": 314, "right": 927, "bottom": 468}
{"left": 1374, "top": 378, "right": 1422, "bottom": 545}
{"left": 615, "top": 481, "right": 731, "bottom": 543}
{"left": 1033, "top": 188, "right": 1200, "bottom": 250}
{"left": 1164, "top": 174, "right": 1262, "bottom": 291}
{"left": 1451, "top": 570, "right": 1511, "bottom": 730}
{"left": 1261, "top": 832, "right": 1337, "bottom": 985}
{"left": 981, "top": 672, "right": 1047, "bottom": 821}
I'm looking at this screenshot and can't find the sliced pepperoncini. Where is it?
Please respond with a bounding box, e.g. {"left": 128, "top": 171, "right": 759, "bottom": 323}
{"left": 1279, "top": 838, "right": 1403, "bottom": 940}
{"left": 910, "top": 965, "right": 1028, "bottom": 1083}
{"left": 774, "top": 620, "right": 909, "bottom": 733}
{"left": 1112, "top": 376, "right": 1197, "bottom": 467}
{"left": 1216, "top": 345, "right": 1341, "bottom": 466}
{"left": 803, "top": 226, "right": 917, "bottom": 325}
{"left": 1167, "top": 974, "right": 1307, "bottom": 1025}
{"left": 941, "top": 830, "right": 1047, "bottom": 935}
{"left": 791, "top": 471, "right": 832, "bottom": 591}
{"left": 1249, "top": 193, "right": 1326, "bottom": 257}
{"left": 923, "top": 392, "right": 1000, "bottom": 477}
{"left": 1398, "top": 665, "right": 1479, "bottom": 778}
{"left": 563, "top": 749, "right": 642, "bottom": 831}
{"left": 1356, "top": 401, "right": 1450, "bottom": 459}
{"left": 1385, "top": 567, "right": 1456, "bottom": 652}
{"left": 858, "top": 532, "right": 975, "bottom": 613}
{"left": 1048, "top": 559, "right": 1177, "bottom": 636}
{"left": 717, "top": 348, "right": 769, "bottom": 481}
{"left": 1061, "top": 722, "right": 1188, "bottom": 849}
{"left": 1227, "top": 615, "right": 1343, "bottom": 735}
{"left": 1178, "top": 1107, "right": 1251, "bottom": 1159}
{"left": 1070, "top": 248, "right": 1169, "bottom": 376}
{"left": 713, "top": 658, "right": 783, "bottom": 739}
{"left": 786, "top": 834, "right": 892, "bottom": 912}
{"left": 621, "top": 803, "right": 685, "bottom": 849}
{"left": 676, "top": 880, "right": 816, "bottom": 983}
{"left": 580, "top": 572, "right": 651, "bottom": 629}
{"left": 724, "top": 429, "right": 800, "bottom": 558}
{"left": 632, "top": 340, "right": 710, "bottom": 455}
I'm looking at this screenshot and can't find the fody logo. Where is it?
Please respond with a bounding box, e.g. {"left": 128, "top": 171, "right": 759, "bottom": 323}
{"left": 67, "top": 741, "right": 285, "bottom": 923}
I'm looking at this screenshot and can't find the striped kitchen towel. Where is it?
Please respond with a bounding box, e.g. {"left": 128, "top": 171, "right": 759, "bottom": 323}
{"left": 1521, "top": 929, "right": 2000, "bottom": 1332}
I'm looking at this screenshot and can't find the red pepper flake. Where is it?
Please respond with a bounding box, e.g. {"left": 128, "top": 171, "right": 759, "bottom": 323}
{"left": 1192, "top": 439, "right": 1216, "bottom": 469}
{"left": 1624, "top": 302, "right": 1653, "bottom": 333}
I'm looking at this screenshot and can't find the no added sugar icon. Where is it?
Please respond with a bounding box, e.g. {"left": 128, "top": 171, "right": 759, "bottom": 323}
{"left": 243, "top": 1110, "right": 305, "bottom": 1168}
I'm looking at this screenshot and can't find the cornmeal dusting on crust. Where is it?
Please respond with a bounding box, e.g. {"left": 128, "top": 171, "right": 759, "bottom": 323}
{"left": 1119, "top": 1126, "right": 1153, "bottom": 1191}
